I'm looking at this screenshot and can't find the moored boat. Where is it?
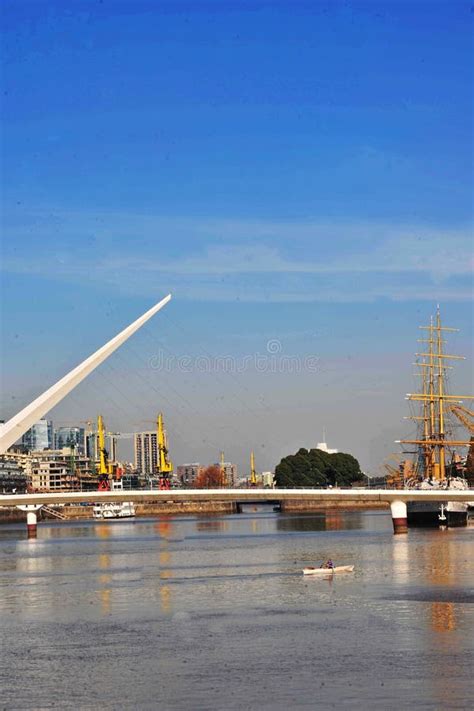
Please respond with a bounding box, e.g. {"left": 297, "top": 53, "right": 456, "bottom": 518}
{"left": 93, "top": 501, "right": 136, "bottom": 520}
{"left": 93, "top": 479, "right": 136, "bottom": 520}
{"left": 406, "top": 477, "right": 469, "bottom": 527}
{"left": 398, "top": 308, "right": 472, "bottom": 529}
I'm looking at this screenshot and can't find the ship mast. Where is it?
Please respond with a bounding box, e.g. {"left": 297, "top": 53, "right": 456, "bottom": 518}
{"left": 436, "top": 307, "right": 447, "bottom": 479}
{"left": 399, "top": 308, "right": 473, "bottom": 480}
{"left": 421, "top": 354, "right": 432, "bottom": 476}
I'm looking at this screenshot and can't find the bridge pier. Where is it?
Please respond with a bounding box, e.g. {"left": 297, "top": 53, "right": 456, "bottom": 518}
{"left": 390, "top": 500, "right": 408, "bottom": 534}
{"left": 16, "top": 505, "right": 43, "bottom": 539}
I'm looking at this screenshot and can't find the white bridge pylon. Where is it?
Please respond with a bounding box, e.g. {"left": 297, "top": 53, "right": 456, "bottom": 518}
{"left": 0, "top": 294, "right": 171, "bottom": 453}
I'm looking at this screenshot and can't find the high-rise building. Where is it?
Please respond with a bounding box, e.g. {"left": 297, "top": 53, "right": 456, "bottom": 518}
{"left": 176, "top": 463, "right": 203, "bottom": 486}
{"left": 21, "top": 419, "right": 53, "bottom": 451}
{"left": 108, "top": 435, "right": 117, "bottom": 463}
{"left": 85, "top": 432, "right": 117, "bottom": 464}
{"left": 86, "top": 432, "right": 98, "bottom": 461}
{"left": 134, "top": 431, "right": 158, "bottom": 474}
{"left": 215, "top": 461, "right": 238, "bottom": 487}
{"left": 54, "top": 427, "right": 85, "bottom": 454}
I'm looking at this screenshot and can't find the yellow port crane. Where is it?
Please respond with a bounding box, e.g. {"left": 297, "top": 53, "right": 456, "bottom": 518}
{"left": 250, "top": 450, "right": 257, "bottom": 486}
{"left": 157, "top": 413, "right": 173, "bottom": 490}
{"left": 449, "top": 405, "right": 474, "bottom": 434}
{"left": 97, "top": 414, "right": 112, "bottom": 491}
{"left": 220, "top": 450, "right": 227, "bottom": 486}
{"left": 384, "top": 463, "right": 402, "bottom": 489}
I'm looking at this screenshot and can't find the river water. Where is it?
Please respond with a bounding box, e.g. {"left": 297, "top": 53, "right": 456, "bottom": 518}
{"left": 0, "top": 509, "right": 473, "bottom": 710}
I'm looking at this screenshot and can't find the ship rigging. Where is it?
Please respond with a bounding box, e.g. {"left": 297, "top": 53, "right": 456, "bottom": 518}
{"left": 397, "top": 307, "right": 473, "bottom": 526}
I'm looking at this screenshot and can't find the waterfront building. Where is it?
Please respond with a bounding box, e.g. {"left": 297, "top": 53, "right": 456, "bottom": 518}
{"left": 108, "top": 434, "right": 117, "bottom": 463}
{"left": 0, "top": 456, "right": 27, "bottom": 493}
{"left": 86, "top": 431, "right": 117, "bottom": 465}
{"left": 21, "top": 419, "right": 53, "bottom": 451}
{"left": 316, "top": 441, "right": 338, "bottom": 455}
{"left": 315, "top": 427, "right": 338, "bottom": 454}
{"left": 86, "top": 432, "right": 98, "bottom": 461}
{"left": 176, "top": 463, "right": 203, "bottom": 486}
{"left": 54, "top": 427, "right": 86, "bottom": 454}
{"left": 261, "top": 471, "right": 275, "bottom": 488}
{"left": 215, "top": 461, "right": 238, "bottom": 487}
{"left": 26, "top": 449, "right": 89, "bottom": 491}
{"left": 134, "top": 431, "right": 158, "bottom": 474}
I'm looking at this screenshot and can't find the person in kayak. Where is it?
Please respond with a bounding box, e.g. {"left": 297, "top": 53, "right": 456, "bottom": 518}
{"left": 321, "top": 559, "right": 335, "bottom": 569}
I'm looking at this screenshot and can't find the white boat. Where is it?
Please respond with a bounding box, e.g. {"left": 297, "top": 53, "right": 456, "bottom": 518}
{"left": 93, "top": 480, "right": 136, "bottom": 520}
{"left": 407, "top": 477, "right": 469, "bottom": 528}
{"left": 400, "top": 309, "right": 471, "bottom": 529}
{"left": 93, "top": 501, "right": 136, "bottom": 519}
{"left": 303, "top": 565, "right": 354, "bottom": 575}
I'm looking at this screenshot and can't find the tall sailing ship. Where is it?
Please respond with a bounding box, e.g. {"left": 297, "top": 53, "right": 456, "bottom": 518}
{"left": 398, "top": 307, "right": 473, "bottom": 527}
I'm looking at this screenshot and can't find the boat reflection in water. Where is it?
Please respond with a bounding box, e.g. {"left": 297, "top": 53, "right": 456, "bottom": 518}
{"left": 392, "top": 531, "right": 471, "bottom": 708}
{"left": 1, "top": 511, "right": 472, "bottom": 709}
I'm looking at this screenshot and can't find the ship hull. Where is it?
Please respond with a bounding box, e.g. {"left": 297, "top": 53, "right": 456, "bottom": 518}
{"left": 407, "top": 501, "right": 468, "bottom": 528}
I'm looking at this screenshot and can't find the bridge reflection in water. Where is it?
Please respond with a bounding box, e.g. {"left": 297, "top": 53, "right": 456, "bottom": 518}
{"left": 276, "top": 510, "right": 383, "bottom": 533}
{"left": 1, "top": 510, "right": 472, "bottom": 709}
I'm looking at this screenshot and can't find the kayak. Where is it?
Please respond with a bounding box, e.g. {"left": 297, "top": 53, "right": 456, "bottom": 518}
{"left": 303, "top": 565, "right": 354, "bottom": 575}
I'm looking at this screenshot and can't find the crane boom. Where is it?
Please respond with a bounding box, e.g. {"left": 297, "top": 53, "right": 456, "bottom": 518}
{"left": 449, "top": 405, "right": 474, "bottom": 434}
{"left": 97, "top": 415, "right": 111, "bottom": 491}
{"left": 250, "top": 450, "right": 257, "bottom": 486}
{"left": 157, "top": 413, "right": 173, "bottom": 489}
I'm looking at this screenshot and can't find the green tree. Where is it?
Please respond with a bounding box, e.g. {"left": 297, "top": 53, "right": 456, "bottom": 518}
{"left": 274, "top": 447, "right": 362, "bottom": 488}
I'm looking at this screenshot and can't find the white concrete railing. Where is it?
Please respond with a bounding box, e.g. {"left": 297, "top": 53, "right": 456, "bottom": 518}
{"left": 1, "top": 487, "right": 473, "bottom": 507}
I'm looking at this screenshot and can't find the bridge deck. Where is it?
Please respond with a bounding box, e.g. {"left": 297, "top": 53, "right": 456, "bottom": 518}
{"left": 1, "top": 488, "right": 473, "bottom": 507}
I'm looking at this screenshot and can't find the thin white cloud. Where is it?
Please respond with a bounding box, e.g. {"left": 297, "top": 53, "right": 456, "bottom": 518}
{"left": 2, "top": 208, "right": 473, "bottom": 302}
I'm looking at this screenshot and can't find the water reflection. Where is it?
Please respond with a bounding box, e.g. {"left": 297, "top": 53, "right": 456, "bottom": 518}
{"left": 155, "top": 519, "right": 173, "bottom": 539}
{"left": 425, "top": 536, "right": 458, "bottom": 634}
{"left": 325, "top": 511, "right": 344, "bottom": 530}
{"left": 196, "top": 519, "right": 229, "bottom": 533}
{"left": 158, "top": 534, "right": 173, "bottom": 615}
{"left": 425, "top": 535, "right": 460, "bottom": 706}
{"left": 12, "top": 539, "right": 55, "bottom": 615}
{"left": 392, "top": 536, "right": 410, "bottom": 584}
{"left": 95, "top": 524, "right": 112, "bottom": 539}
{"left": 277, "top": 514, "right": 326, "bottom": 532}
{"left": 277, "top": 511, "right": 366, "bottom": 532}
{"left": 98, "top": 552, "right": 111, "bottom": 615}
{"left": 1, "top": 512, "right": 472, "bottom": 710}
{"left": 238, "top": 503, "right": 276, "bottom": 514}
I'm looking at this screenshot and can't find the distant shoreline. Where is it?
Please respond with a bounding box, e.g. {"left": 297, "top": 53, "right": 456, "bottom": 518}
{"left": 0, "top": 499, "right": 386, "bottom": 524}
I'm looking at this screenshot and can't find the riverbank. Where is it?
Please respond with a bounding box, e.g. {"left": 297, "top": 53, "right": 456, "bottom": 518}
{"left": 281, "top": 500, "right": 386, "bottom": 512}
{"left": 1, "top": 499, "right": 387, "bottom": 523}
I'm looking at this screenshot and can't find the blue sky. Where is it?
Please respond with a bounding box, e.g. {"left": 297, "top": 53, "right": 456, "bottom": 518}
{"left": 1, "top": 0, "right": 473, "bottom": 474}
